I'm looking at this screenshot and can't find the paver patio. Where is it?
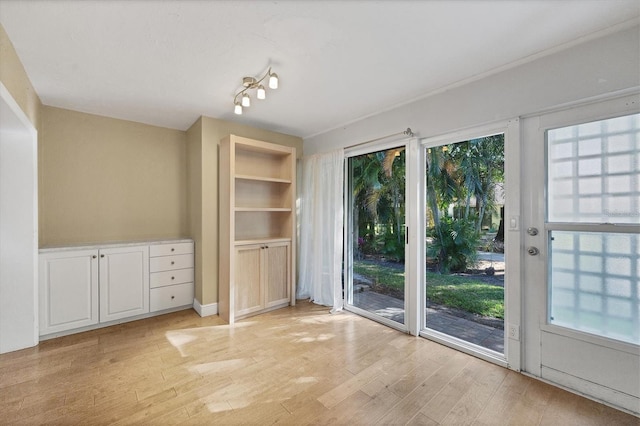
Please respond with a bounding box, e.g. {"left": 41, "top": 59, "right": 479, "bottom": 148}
{"left": 352, "top": 290, "right": 504, "bottom": 353}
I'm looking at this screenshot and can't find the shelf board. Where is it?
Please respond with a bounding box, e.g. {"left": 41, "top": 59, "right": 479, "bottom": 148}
{"left": 235, "top": 237, "right": 292, "bottom": 246}
{"left": 235, "top": 207, "right": 292, "bottom": 212}
{"left": 235, "top": 174, "right": 291, "bottom": 184}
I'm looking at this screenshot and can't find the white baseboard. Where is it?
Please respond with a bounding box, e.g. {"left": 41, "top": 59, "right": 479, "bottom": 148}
{"left": 193, "top": 299, "right": 218, "bottom": 317}
{"left": 541, "top": 366, "right": 640, "bottom": 416}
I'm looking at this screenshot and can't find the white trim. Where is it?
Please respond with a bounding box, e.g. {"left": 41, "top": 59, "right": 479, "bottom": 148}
{"left": 545, "top": 223, "right": 640, "bottom": 233}
{"left": 343, "top": 137, "right": 410, "bottom": 334}
{"left": 420, "top": 118, "right": 516, "bottom": 148}
{"left": 344, "top": 135, "right": 413, "bottom": 158}
{"left": 40, "top": 305, "right": 194, "bottom": 340}
{"left": 519, "top": 87, "right": 640, "bottom": 120}
{"left": 193, "top": 298, "right": 218, "bottom": 317}
{"left": 405, "top": 138, "right": 423, "bottom": 336}
{"left": 540, "top": 367, "right": 640, "bottom": 416}
{"left": 536, "top": 92, "right": 640, "bottom": 130}
{"left": 0, "top": 82, "right": 37, "bottom": 137}
{"left": 419, "top": 118, "right": 522, "bottom": 371}
{"left": 0, "top": 82, "right": 39, "bottom": 354}
{"left": 420, "top": 328, "right": 508, "bottom": 368}
{"left": 540, "top": 323, "right": 639, "bottom": 356}
{"left": 521, "top": 371, "right": 640, "bottom": 418}
{"left": 345, "top": 304, "right": 407, "bottom": 334}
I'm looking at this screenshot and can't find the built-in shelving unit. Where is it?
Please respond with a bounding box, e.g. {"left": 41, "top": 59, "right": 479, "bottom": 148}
{"left": 219, "top": 135, "right": 296, "bottom": 324}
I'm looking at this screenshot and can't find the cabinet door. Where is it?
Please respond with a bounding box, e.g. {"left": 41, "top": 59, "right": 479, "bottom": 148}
{"left": 234, "top": 245, "right": 263, "bottom": 317}
{"left": 264, "top": 242, "right": 290, "bottom": 308}
{"left": 39, "top": 249, "right": 98, "bottom": 335}
{"left": 99, "top": 246, "right": 149, "bottom": 322}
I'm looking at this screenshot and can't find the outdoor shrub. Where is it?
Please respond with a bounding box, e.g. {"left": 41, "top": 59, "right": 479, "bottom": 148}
{"left": 375, "top": 229, "right": 405, "bottom": 262}
{"left": 429, "top": 217, "right": 479, "bottom": 273}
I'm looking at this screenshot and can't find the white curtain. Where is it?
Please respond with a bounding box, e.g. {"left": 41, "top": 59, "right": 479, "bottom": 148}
{"left": 298, "top": 149, "right": 344, "bottom": 312}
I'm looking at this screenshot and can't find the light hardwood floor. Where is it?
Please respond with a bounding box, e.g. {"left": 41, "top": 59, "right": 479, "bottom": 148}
{"left": 0, "top": 302, "right": 637, "bottom": 425}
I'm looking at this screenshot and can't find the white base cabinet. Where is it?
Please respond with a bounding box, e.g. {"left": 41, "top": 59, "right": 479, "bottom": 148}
{"left": 39, "top": 240, "right": 193, "bottom": 337}
{"left": 39, "top": 249, "right": 99, "bottom": 335}
{"left": 99, "top": 246, "right": 149, "bottom": 322}
{"left": 149, "top": 241, "right": 194, "bottom": 312}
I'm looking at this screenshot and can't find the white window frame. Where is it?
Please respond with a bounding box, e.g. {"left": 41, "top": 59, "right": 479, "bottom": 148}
{"left": 542, "top": 110, "right": 640, "bottom": 348}
{"left": 418, "top": 119, "right": 522, "bottom": 371}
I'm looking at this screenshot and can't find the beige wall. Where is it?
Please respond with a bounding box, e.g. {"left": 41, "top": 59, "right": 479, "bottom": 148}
{"left": 187, "top": 116, "right": 302, "bottom": 306}
{"left": 39, "top": 106, "right": 189, "bottom": 246}
{"left": 186, "top": 118, "right": 203, "bottom": 302}
{"left": 0, "top": 23, "right": 41, "bottom": 129}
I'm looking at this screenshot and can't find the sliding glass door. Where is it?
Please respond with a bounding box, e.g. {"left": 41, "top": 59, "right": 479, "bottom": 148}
{"left": 345, "top": 145, "right": 407, "bottom": 328}
{"left": 423, "top": 133, "right": 507, "bottom": 356}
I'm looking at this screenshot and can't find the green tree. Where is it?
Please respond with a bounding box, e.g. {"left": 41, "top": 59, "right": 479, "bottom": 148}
{"left": 351, "top": 147, "right": 406, "bottom": 260}
{"left": 427, "top": 135, "right": 504, "bottom": 272}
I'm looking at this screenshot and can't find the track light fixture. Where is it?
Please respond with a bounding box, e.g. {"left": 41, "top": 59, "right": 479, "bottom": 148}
{"left": 233, "top": 67, "right": 279, "bottom": 115}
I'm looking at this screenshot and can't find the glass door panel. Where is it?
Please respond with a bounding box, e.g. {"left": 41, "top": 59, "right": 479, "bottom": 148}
{"left": 347, "top": 146, "right": 406, "bottom": 325}
{"left": 546, "top": 113, "right": 640, "bottom": 345}
{"left": 424, "top": 134, "right": 506, "bottom": 354}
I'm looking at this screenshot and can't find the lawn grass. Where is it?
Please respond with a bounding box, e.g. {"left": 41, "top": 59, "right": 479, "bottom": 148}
{"left": 353, "top": 259, "right": 504, "bottom": 319}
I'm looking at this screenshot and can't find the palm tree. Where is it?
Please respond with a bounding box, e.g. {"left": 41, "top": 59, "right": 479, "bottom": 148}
{"left": 351, "top": 147, "right": 406, "bottom": 260}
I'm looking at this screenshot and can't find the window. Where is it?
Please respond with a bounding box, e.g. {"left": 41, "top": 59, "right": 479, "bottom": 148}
{"left": 547, "top": 113, "right": 639, "bottom": 345}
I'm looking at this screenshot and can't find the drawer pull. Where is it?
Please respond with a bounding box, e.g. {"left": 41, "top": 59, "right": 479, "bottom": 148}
{"left": 171, "top": 276, "right": 175, "bottom": 280}
{"left": 171, "top": 248, "right": 175, "bottom": 252}
{"left": 171, "top": 261, "right": 175, "bottom": 265}
{"left": 171, "top": 295, "right": 175, "bottom": 299}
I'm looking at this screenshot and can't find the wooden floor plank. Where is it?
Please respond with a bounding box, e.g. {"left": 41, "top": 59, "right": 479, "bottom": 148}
{"left": 0, "top": 302, "right": 635, "bottom": 425}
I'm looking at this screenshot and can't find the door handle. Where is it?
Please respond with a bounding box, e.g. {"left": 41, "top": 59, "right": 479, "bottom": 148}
{"left": 527, "top": 246, "right": 539, "bottom": 256}
{"left": 527, "top": 227, "right": 539, "bottom": 236}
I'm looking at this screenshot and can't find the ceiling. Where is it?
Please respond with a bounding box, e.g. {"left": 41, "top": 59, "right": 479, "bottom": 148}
{"left": 1, "top": 1, "right": 638, "bottom": 138}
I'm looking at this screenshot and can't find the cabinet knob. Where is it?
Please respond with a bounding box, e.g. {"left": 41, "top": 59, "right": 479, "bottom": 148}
{"left": 171, "top": 261, "right": 175, "bottom": 265}
{"left": 171, "top": 295, "right": 175, "bottom": 300}
{"left": 171, "top": 248, "right": 175, "bottom": 252}
{"left": 92, "top": 255, "right": 97, "bottom": 259}
{"left": 171, "top": 276, "right": 175, "bottom": 280}
{"left": 100, "top": 254, "right": 105, "bottom": 258}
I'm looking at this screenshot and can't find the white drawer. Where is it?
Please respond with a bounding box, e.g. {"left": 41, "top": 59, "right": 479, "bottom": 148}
{"left": 150, "top": 242, "right": 193, "bottom": 257}
{"left": 150, "top": 282, "right": 194, "bottom": 312}
{"left": 150, "top": 254, "right": 193, "bottom": 272}
{"left": 150, "top": 268, "right": 194, "bottom": 288}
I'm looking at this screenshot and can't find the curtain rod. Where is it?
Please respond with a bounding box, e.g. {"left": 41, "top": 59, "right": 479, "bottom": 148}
{"left": 345, "top": 128, "right": 414, "bottom": 150}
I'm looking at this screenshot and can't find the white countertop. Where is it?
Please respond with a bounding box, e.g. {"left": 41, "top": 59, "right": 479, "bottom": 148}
{"left": 39, "top": 238, "right": 193, "bottom": 253}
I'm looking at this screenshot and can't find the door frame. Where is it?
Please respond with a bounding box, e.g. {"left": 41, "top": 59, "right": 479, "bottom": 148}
{"left": 521, "top": 92, "right": 640, "bottom": 413}
{"left": 418, "top": 119, "right": 522, "bottom": 370}
{"left": 0, "top": 82, "right": 39, "bottom": 354}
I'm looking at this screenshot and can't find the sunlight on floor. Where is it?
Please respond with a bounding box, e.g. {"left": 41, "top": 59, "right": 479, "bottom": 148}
{"left": 289, "top": 332, "right": 335, "bottom": 343}
{"left": 189, "top": 358, "right": 255, "bottom": 375}
{"left": 164, "top": 321, "right": 257, "bottom": 356}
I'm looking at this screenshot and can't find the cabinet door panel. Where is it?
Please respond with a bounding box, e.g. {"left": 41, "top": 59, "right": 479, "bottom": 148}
{"left": 265, "top": 243, "right": 290, "bottom": 308}
{"left": 234, "top": 246, "right": 263, "bottom": 317}
{"left": 99, "top": 246, "right": 149, "bottom": 322}
{"left": 39, "top": 250, "right": 98, "bottom": 335}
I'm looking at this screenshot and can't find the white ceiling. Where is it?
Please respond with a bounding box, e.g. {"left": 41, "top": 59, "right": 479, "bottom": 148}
{"left": 1, "top": 1, "right": 638, "bottom": 138}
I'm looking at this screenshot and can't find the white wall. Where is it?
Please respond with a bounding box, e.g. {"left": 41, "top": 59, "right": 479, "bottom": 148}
{"left": 304, "top": 25, "right": 640, "bottom": 153}
{"left": 0, "top": 83, "right": 38, "bottom": 353}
